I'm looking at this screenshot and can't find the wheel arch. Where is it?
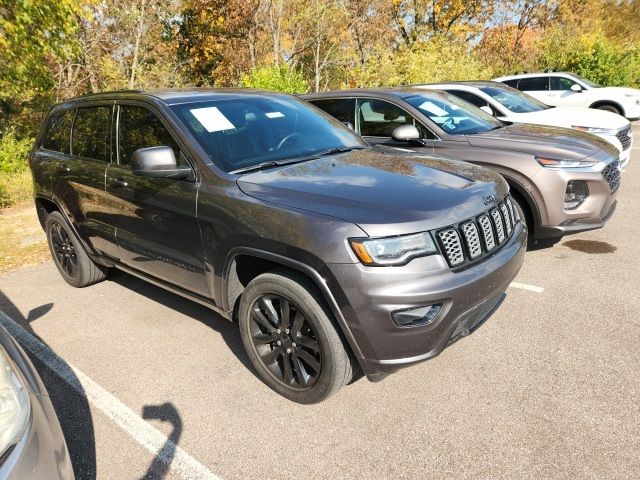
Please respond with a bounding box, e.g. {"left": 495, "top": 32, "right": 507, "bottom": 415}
{"left": 589, "top": 100, "right": 625, "bottom": 116}
{"left": 222, "top": 247, "right": 365, "bottom": 363}
{"left": 504, "top": 177, "right": 541, "bottom": 235}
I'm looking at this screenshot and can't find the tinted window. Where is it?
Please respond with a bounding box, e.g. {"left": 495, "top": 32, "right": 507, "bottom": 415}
{"left": 502, "top": 79, "right": 519, "bottom": 88}
{"left": 72, "top": 107, "right": 111, "bottom": 161}
{"left": 171, "top": 95, "right": 364, "bottom": 172}
{"left": 517, "top": 77, "right": 549, "bottom": 90}
{"left": 118, "top": 106, "right": 180, "bottom": 166}
{"left": 310, "top": 98, "right": 355, "bottom": 125}
{"left": 402, "top": 92, "right": 503, "bottom": 136}
{"left": 550, "top": 76, "right": 577, "bottom": 91}
{"left": 42, "top": 111, "right": 73, "bottom": 154}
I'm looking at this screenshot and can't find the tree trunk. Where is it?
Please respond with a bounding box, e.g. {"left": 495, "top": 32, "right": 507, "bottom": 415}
{"left": 129, "top": 0, "right": 147, "bottom": 89}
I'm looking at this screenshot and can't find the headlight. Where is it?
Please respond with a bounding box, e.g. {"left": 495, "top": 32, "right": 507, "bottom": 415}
{"left": 536, "top": 156, "right": 597, "bottom": 168}
{"left": 350, "top": 231, "right": 437, "bottom": 266}
{"left": 572, "top": 126, "right": 617, "bottom": 135}
{"left": 0, "top": 345, "right": 30, "bottom": 461}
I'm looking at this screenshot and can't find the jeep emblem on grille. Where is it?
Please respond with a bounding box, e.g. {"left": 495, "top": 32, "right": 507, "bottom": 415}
{"left": 483, "top": 194, "right": 497, "bottom": 205}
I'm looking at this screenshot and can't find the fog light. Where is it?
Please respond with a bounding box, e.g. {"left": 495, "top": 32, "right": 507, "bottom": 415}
{"left": 564, "top": 181, "right": 588, "bottom": 209}
{"left": 392, "top": 304, "right": 442, "bottom": 327}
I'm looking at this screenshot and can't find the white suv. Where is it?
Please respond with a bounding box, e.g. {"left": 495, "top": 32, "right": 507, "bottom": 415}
{"left": 417, "top": 81, "right": 633, "bottom": 167}
{"left": 493, "top": 72, "right": 640, "bottom": 120}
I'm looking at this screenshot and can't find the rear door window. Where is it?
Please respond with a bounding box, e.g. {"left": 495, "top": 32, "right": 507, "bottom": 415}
{"left": 42, "top": 111, "right": 73, "bottom": 154}
{"left": 516, "top": 77, "right": 549, "bottom": 91}
{"left": 447, "top": 90, "right": 487, "bottom": 108}
{"left": 72, "top": 106, "right": 112, "bottom": 162}
{"left": 309, "top": 98, "right": 355, "bottom": 126}
{"left": 118, "top": 105, "right": 181, "bottom": 166}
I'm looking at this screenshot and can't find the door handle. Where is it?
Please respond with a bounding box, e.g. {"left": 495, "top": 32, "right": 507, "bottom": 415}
{"left": 109, "top": 177, "right": 128, "bottom": 188}
{"left": 58, "top": 164, "right": 71, "bottom": 172}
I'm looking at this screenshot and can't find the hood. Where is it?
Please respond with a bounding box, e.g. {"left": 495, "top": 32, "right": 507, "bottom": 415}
{"left": 466, "top": 123, "right": 618, "bottom": 161}
{"left": 237, "top": 149, "right": 508, "bottom": 237}
{"left": 507, "top": 106, "right": 629, "bottom": 130}
{"left": 596, "top": 86, "right": 640, "bottom": 97}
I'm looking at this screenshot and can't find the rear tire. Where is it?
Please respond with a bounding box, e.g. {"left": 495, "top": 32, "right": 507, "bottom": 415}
{"left": 45, "top": 211, "right": 108, "bottom": 287}
{"left": 238, "top": 270, "right": 353, "bottom": 404}
{"left": 595, "top": 104, "right": 622, "bottom": 116}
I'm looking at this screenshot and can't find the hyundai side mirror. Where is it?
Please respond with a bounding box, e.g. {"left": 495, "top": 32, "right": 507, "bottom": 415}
{"left": 131, "top": 146, "right": 192, "bottom": 180}
{"left": 570, "top": 84, "right": 582, "bottom": 93}
{"left": 391, "top": 125, "right": 425, "bottom": 146}
{"left": 480, "top": 105, "right": 494, "bottom": 116}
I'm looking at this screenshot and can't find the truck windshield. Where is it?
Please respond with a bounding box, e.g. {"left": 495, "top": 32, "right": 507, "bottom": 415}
{"left": 402, "top": 92, "right": 503, "bottom": 135}
{"left": 479, "top": 85, "right": 550, "bottom": 113}
{"left": 171, "top": 95, "right": 365, "bottom": 173}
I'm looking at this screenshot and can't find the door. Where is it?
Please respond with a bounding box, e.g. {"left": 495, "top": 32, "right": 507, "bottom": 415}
{"left": 516, "top": 76, "right": 553, "bottom": 104}
{"left": 549, "top": 76, "right": 587, "bottom": 107}
{"left": 53, "top": 105, "right": 119, "bottom": 257}
{"left": 355, "top": 98, "right": 436, "bottom": 152}
{"left": 106, "top": 103, "right": 207, "bottom": 295}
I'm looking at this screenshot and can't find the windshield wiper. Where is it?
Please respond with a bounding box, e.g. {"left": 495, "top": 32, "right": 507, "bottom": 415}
{"left": 229, "top": 146, "right": 366, "bottom": 175}
{"left": 229, "top": 161, "right": 280, "bottom": 175}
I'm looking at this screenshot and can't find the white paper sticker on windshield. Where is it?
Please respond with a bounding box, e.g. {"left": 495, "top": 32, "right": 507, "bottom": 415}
{"left": 265, "top": 111, "right": 284, "bottom": 118}
{"left": 190, "top": 107, "right": 235, "bottom": 132}
{"left": 418, "top": 101, "right": 449, "bottom": 117}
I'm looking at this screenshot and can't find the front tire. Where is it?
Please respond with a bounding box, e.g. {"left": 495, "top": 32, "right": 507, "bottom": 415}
{"left": 595, "top": 104, "right": 622, "bottom": 116}
{"left": 238, "top": 271, "right": 353, "bottom": 404}
{"left": 45, "top": 211, "right": 108, "bottom": 287}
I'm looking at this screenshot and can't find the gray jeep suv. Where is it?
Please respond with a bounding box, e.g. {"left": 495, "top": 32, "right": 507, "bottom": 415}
{"left": 29, "top": 89, "right": 526, "bottom": 403}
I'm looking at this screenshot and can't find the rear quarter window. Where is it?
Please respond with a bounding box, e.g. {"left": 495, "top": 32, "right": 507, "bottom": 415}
{"left": 309, "top": 98, "right": 355, "bottom": 125}
{"left": 517, "top": 77, "right": 549, "bottom": 91}
{"left": 42, "top": 111, "right": 73, "bottom": 154}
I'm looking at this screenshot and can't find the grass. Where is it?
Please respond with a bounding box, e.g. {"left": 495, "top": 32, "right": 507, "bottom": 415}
{"left": 0, "top": 170, "right": 34, "bottom": 208}
{"left": 0, "top": 202, "right": 50, "bottom": 274}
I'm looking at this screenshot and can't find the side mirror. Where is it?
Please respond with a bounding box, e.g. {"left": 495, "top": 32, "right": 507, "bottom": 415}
{"left": 131, "top": 146, "right": 191, "bottom": 180}
{"left": 391, "top": 124, "right": 425, "bottom": 146}
{"left": 570, "top": 84, "right": 582, "bottom": 92}
{"left": 480, "top": 105, "right": 494, "bottom": 116}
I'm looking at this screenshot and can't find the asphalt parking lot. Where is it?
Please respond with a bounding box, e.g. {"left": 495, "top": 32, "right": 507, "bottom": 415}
{"left": 1, "top": 123, "right": 639, "bottom": 480}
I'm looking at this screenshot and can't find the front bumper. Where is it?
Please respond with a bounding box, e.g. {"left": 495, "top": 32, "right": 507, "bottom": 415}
{"left": 0, "top": 328, "right": 73, "bottom": 480}
{"left": 325, "top": 222, "right": 527, "bottom": 377}
{"left": 532, "top": 162, "right": 619, "bottom": 240}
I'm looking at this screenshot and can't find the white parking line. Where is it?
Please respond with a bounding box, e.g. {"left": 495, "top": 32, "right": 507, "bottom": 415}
{"left": 0, "top": 312, "right": 221, "bottom": 480}
{"left": 509, "top": 282, "right": 544, "bottom": 293}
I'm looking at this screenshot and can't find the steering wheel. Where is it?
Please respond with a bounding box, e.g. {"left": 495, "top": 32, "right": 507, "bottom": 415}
{"left": 277, "top": 133, "right": 302, "bottom": 150}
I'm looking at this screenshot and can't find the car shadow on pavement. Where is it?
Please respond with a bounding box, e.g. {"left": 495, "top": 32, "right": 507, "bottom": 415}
{"left": 0, "top": 290, "right": 97, "bottom": 480}
{"left": 110, "top": 271, "right": 254, "bottom": 372}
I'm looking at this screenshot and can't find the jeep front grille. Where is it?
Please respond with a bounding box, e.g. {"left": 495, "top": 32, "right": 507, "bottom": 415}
{"left": 602, "top": 162, "right": 621, "bottom": 192}
{"left": 616, "top": 126, "right": 632, "bottom": 151}
{"left": 437, "top": 195, "right": 518, "bottom": 268}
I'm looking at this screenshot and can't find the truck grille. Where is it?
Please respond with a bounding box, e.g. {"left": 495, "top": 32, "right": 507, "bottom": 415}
{"left": 436, "top": 195, "right": 519, "bottom": 268}
{"left": 616, "top": 126, "right": 632, "bottom": 151}
{"left": 602, "top": 162, "right": 621, "bottom": 192}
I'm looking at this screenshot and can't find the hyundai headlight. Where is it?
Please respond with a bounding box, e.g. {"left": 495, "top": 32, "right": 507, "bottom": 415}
{"left": 572, "top": 126, "right": 617, "bottom": 135}
{"left": 535, "top": 156, "right": 597, "bottom": 168}
{"left": 0, "top": 345, "right": 30, "bottom": 461}
{"left": 350, "top": 232, "right": 437, "bottom": 266}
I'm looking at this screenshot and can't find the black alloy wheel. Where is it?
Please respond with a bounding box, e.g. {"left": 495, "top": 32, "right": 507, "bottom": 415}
{"left": 49, "top": 221, "right": 79, "bottom": 278}
{"left": 248, "top": 294, "right": 322, "bottom": 389}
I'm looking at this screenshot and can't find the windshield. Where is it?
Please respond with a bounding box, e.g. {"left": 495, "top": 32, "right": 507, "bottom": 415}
{"left": 480, "top": 85, "right": 549, "bottom": 113}
{"left": 171, "top": 95, "right": 365, "bottom": 172}
{"left": 568, "top": 73, "right": 601, "bottom": 88}
{"left": 402, "top": 92, "right": 503, "bottom": 135}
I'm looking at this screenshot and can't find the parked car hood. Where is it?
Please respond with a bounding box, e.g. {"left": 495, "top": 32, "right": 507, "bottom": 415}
{"left": 466, "top": 123, "right": 617, "bottom": 160}
{"left": 505, "top": 106, "right": 629, "bottom": 130}
{"left": 237, "top": 149, "right": 508, "bottom": 237}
